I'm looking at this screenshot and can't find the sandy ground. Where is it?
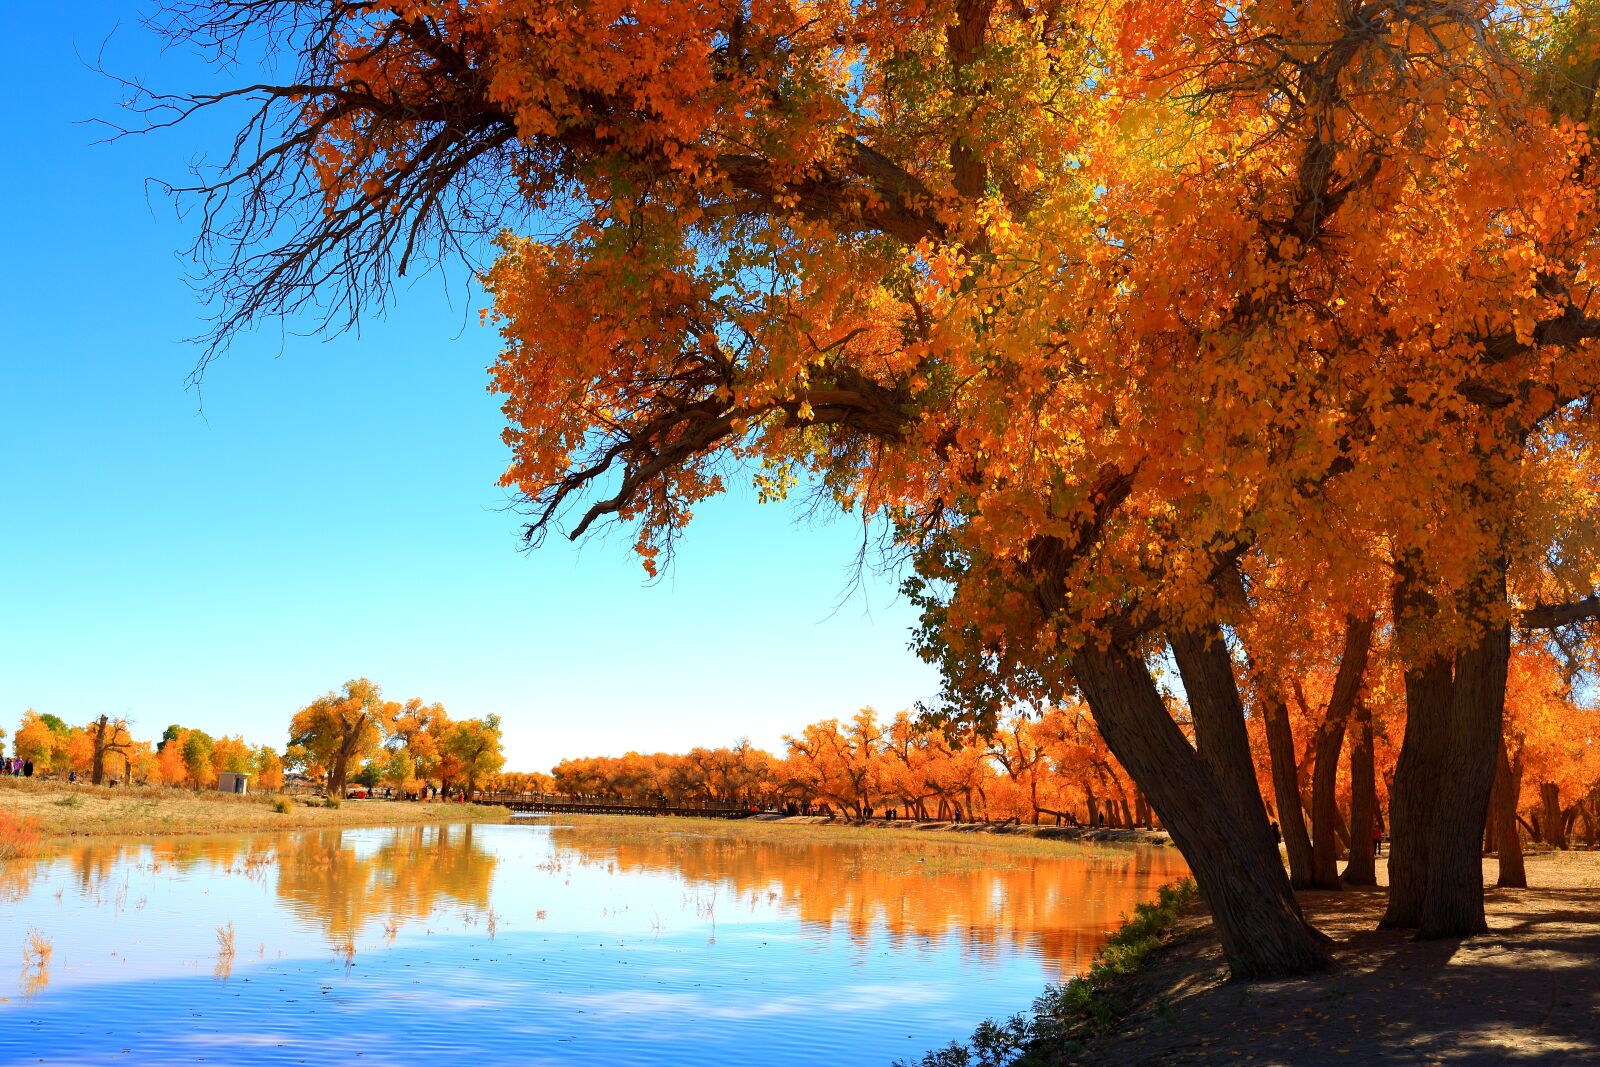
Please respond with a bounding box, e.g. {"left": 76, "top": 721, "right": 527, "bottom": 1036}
{"left": 1079, "top": 852, "right": 1600, "bottom": 1065}
{"left": 0, "top": 776, "right": 507, "bottom": 838}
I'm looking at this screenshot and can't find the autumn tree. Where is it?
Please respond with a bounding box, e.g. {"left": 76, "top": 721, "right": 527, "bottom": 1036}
{"left": 182, "top": 730, "right": 217, "bottom": 790}
{"left": 15, "top": 711, "right": 69, "bottom": 771}
{"left": 150, "top": 0, "right": 1600, "bottom": 975}
{"left": 440, "top": 715, "right": 505, "bottom": 797}
{"left": 84, "top": 715, "right": 137, "bottom": 786}
{"left": 288, "top": 678, "right": 392, "bottom": 797}
{"left": 385, "top": 698, "right": 450, "bottom": 792}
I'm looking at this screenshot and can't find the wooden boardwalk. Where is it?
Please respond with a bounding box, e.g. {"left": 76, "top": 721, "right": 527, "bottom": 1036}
{"left": 475, "top": 793, "right": 758, "bottom": 819}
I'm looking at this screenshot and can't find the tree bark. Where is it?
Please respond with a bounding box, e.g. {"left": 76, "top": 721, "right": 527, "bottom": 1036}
{"left": 1311, "top": 615, "right": 1375, "bottom": 888}
{"left": 1540, "top": 783, "right": 1568, "bottom": 850}
{"left": 1384, "top": 565, "right": 1509, "bottom": 937}
{"left": 1262, "top": 690, "right": 1315, "bottom": 888}
{"left": 1494, "top": 742, "right": 1526, "bottom": 887}
{"left": 1170, "top": 625, "right": 1271, "bottom": 838}
{"left": 1484, "top": 769, "right": 1498, "bottom": 856}
{"left": 1074, "top": 642, "right": 1331, "bottom": 979}
{"left": 1343, "top": 706, "right": 1378, "bottom": 886}
{"left": 1579, "top": 801, "right": 1598, "bottom": 848}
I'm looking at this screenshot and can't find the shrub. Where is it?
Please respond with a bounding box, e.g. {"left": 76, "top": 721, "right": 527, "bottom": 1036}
{"left": 271, "top": 797, "right": 295, "bottom": 815}
{"left": 0, "top": 811, "right": 41, "bottom": 861}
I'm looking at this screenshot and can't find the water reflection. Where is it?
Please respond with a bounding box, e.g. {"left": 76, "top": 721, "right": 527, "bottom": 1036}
{"left": 22, "top": 824, "right": 500, "bottom": 954}
{"left": 1, "top": 822, "right": 1188, "bottom": 1066}
{"left": 548, "top": 828, "right": 1187, "bottom": 976}
{"left": 273, "top": 824, "right": 496, "bottom": 949}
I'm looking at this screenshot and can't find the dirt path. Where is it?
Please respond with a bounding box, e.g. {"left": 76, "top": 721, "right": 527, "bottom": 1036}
{"left": 1079, "top": 853, "right": 1600, "bottom": 1065}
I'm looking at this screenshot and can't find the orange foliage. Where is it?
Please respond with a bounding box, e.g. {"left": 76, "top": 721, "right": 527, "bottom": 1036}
{"left": 0, "top": 810, "right": 40, "bottom": 861}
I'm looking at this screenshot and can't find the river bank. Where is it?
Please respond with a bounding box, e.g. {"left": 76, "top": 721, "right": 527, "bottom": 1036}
{"left": 756, "top": 811, "right": 1173, "bottom": 846}
{"left": 0, "top": 776, "right": 508, "bottom": 839}
{"left": 533, "top": 810, "right": 1173, "bottom": 865}
{"left": 947, "top": 850, "right": 1600, "bottom": 1065}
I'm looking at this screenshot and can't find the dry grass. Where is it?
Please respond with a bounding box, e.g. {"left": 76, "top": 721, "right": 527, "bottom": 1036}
{"left": 542, "top": 812, "right": 1167, "bottom": 872}
{"left": 0, "top": 777, "right": 508, "bottom": 840}
{"left": 22, "top": 928, "right": 51, "bottom": 970}
{"left": 0, "top": 809, "right": 41, "bottom": 859}
{"left": 20, "top": 926, "right": 52, "bottom": 997}
{"left": 213, "top": 922, "right": 236, "bottom": 980}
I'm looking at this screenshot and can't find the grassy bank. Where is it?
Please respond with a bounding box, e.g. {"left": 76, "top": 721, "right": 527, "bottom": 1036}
{"left": 540, "top": 811, "right": 1171, "bottom": 868}
{"left": 898, "top": 879, "right": 1202, "bottom": 1067}
{"left": 0, "top": 776, "right": 508, "bottom": 839}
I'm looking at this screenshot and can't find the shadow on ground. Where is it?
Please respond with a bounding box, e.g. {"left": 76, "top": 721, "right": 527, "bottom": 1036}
{"left": 1079, "top": 857, "right": 1600, "bottom": 1066}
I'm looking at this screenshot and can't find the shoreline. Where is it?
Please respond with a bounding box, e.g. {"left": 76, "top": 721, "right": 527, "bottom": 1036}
{"left": 520, "top": 809, "right": 1176, "bottom": 862}
{"left": 751, "top": 810, "right": 1172, "bottom": 846}
{"left": 926, "top": 850, "right": 1600, "bottom": 1065}
{"left": 0, "top": 777, "right": 508, "bottom": 841}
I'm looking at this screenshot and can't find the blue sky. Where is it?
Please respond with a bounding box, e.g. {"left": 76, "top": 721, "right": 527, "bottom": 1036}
{"left": 0, "top": 4, "right": 938, "bottom": 768}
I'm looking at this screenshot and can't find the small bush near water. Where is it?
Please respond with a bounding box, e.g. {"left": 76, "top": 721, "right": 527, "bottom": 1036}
{"left": 0, "top": 810, "right": 42, "bottom": 860}
{"left": 898, "top": 879, "right": 1200, "bottom": 1067}
{"left": 271, "top": 798, "right": 295, "bottom": 814}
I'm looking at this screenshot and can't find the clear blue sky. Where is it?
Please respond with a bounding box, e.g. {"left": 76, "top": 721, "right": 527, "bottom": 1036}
{"left": 0, "top": 3, "right": 938, "bottom": 769}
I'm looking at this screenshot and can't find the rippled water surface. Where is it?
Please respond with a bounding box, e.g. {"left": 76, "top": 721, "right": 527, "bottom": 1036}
{"left": 0, "top": 820, "right": 1186, "bottom": 1065}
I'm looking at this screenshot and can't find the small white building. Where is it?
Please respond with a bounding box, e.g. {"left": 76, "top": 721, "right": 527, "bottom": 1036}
{"left": 216, "top": 771, "right": 250, "bottom": 795}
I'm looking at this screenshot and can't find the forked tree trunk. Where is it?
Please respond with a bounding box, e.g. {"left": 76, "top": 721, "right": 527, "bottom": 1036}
{"left": 1311, "top": 615, "right": 1375, "bottom": 888}
{"left": 1075, "top": 641, "right": 1331, "bottom": 979}
{"left": 1494, "top": 742, "right": 1526, "bottom": 887}
{"left": 1262, "top": 691, "right": 1315, "bottom": 888}
{"left": 1384, "top": 573, "right": 1508, "bottom": 937}
{"left": 1540, "top": 783, "right": 1568, "bottom": 850}
{"left": 1343, "top": 706, "right": 1377, "bottom": 886}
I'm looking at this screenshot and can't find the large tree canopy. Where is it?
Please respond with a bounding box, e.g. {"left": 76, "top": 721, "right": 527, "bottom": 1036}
{"left": 150, "top": 0, "right": 1600, "bottom": 977}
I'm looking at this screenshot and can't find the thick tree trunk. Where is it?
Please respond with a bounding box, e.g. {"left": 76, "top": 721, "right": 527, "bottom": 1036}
{"left": 1494, "top": 742, "right": 1526, "bottom": 887}
{"left": 1419, "top": 625, "right": 1508, "bottom": 937}
{"left": 1169, "top": 625, "right": 1271, "bottom": 835}
{"left": 1540, "top": 783, "right": 1569, "bottom": 850}
{"left": 1385, "top": 568, "right": 1509, "bottom": 937}
{"left": 1343, "top": 706, "right": 1377, "bottom": 886}
{"left": 1262, "top": 691, "right": 1315, "bottom": 888}
{"left": 1075, "top": 642, "right": 1331, "bottom": 979}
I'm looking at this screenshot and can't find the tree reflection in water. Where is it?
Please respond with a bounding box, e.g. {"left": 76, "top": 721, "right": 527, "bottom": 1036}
{"left": 14, "top": 824, "right": 1182, "bottom": 978}
{"left": 548, "top": 829, "right": 1188, "bottom": 975}
{"left": 25, "top": 825, "right": 499, "bottom": 953}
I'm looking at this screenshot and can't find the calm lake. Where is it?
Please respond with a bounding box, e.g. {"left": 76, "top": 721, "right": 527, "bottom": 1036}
{"left": 0, "top": 820, "right": 1186, "bottom": 1065}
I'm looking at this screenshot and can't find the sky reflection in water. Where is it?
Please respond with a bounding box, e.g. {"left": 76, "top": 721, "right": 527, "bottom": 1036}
{"left": 0, "top": 821, "right": 1185, "bottom": 1065}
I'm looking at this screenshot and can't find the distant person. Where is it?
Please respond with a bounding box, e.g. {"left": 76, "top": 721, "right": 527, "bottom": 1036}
{"left": 1270, "top": 820, "right": 1282, "bottom": 845}
{"left": 68, "top": 770, "right": 77, "bottom": 783}
{"left": 1373, "top": 820, "right": 1384, "bottom": 857}
{"left": 952, "top": 804, "right": 962, "bottom": 824}
{"left": 23, "top": 760, "right": 33, "bottom": 778}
